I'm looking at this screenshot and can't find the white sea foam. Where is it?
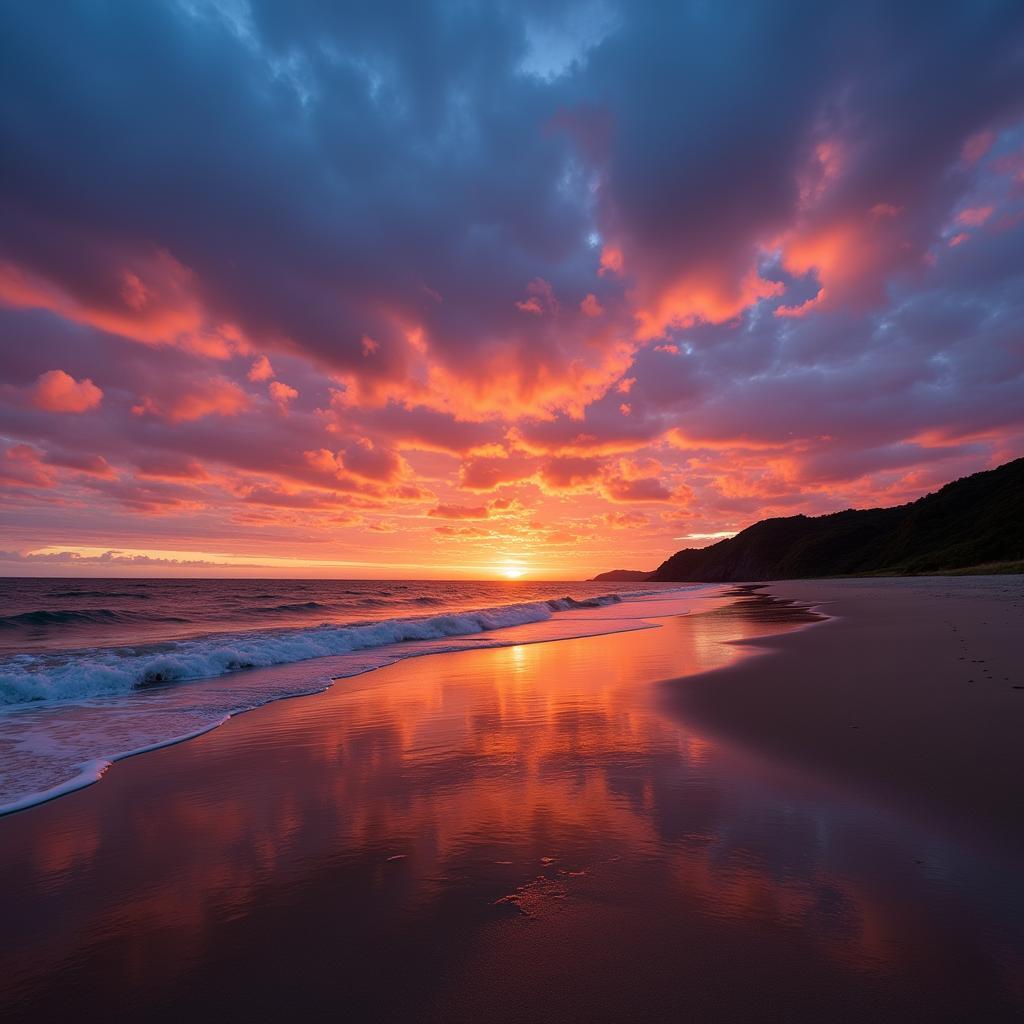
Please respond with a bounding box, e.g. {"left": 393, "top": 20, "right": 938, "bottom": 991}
{"left": 0, "top": 593, "right": 647, "bottom": 705}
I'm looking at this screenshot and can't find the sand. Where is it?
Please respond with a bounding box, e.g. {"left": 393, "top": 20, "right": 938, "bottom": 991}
{"left": 667, "top": 576, "right": 1024, "bottom": 854}
{"left": 1, "top": 578, "right": 1022, "bottom": 1022}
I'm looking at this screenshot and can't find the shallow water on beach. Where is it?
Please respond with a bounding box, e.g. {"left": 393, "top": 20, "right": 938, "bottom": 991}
{"left": 0, "top": 580, "right": 694, "bottom": 812}
{"left": 1, "top": 587, "right": 1022, "bottom": 1022}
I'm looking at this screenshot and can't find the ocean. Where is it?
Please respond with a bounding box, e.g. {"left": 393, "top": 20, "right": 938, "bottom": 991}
{"left": 0, "top": 577, "right": 690, "bottom": 813}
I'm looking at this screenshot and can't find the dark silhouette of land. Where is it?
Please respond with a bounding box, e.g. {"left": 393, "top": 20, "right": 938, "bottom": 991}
{"left": 593, "top": 458, "right": 1023, "bottom": 582}
{"left": 591, "top": 569, "right": 652, "bottom": 582}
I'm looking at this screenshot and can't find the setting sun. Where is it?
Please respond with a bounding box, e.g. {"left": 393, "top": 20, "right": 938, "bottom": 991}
{"left": 500, "top": 564, "right": 526, "bottom": 579}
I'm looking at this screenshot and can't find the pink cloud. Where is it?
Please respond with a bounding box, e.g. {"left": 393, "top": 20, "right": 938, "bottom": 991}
{"left": 956, "top": 206, "right": 994, "bottom": 227}
{"left": 269, "top": 380, "right": 299, "bottom": 414}
{"left": 0, "top": 444, "right": 55, "bottom": 487}
{"left": 0, "top": 251, "right": 211, "bottom": 350}
{"left": 32, "top": 369, "right": 103, "bottom": 413}
{"left": 132, "top": 377, "right": 249, "bottom": 422}
{"left": 598, "top": 245, "right": 623, "bottom": 276}
{"left": 248, "top": 355, "right": 274, "bottom": 381}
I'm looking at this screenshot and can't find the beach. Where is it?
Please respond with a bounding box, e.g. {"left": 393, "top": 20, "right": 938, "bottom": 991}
{"left": 670, "top": 577, "right": 1024, "bottom": 854}
{"left": 1, "top": 578, "right": 1023, "bottom": 1021}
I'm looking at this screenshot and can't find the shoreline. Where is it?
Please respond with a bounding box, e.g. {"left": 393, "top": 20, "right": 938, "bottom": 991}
{"left": 0, "top": 586, "right": 717, "bottom": 817}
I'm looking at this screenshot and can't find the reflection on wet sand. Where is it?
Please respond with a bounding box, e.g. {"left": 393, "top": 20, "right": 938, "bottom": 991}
{"left": 1, "top": 589, "right": 1021, "bottom": 1022}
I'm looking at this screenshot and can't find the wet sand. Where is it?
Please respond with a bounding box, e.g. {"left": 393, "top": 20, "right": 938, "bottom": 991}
{"left": 1, "top": 581, "right": 1023, "bottom": 1022}
{"left": 668, "top": 576, "right": 1024, "bottom": 854}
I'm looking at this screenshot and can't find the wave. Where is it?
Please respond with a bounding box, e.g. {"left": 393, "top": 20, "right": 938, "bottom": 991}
{"left": 546, "top": 594, "right": 623, "bottom": 610}
{"left": 49, "top": 590, "right": 151, "bottom": 599}
{"left": 0, "top": 593, "right": 642, "bottom": 705}
{"left": 0, "top": 608, "right": 188, "bottom": 630}
{"left": 253, "top": 601, "right": 330, "bottom": 613}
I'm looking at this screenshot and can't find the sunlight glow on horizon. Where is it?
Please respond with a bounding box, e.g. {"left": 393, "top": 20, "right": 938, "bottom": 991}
{"left": 5, "top": 545, "right": 562, "bottom": 581}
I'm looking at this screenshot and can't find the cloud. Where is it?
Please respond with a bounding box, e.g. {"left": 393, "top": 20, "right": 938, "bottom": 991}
{"left": 32, "top": 369, "right": 103, "bottom": 413}
{"left": 268, "top": 380, "right": 298, "bottom": 413}
{"left": 428, "top": 504, "right": 491, "bottom": 520}
{"left": 248, "top": 355, "right": 274, "bottom": 381}
{"left": 0, "top": 443, "right": 55, "bottom": 487}
{"left": 0, "top": 2, "right": 1022, "bottom": 574}
{"left": 602, "top": 475, "right": 674, "bottom": 502}
{"left": 132, "top": 377, "right": 249, "bottom": 422}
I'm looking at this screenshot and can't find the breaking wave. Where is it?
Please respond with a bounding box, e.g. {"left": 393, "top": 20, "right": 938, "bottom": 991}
{"left": 0, "top": 592, "right": 636, "bottom": 705}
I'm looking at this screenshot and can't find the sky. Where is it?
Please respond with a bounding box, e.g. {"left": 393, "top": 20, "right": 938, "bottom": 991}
{"left": 1, "top": 0, "right": 1023, "bottom": 579}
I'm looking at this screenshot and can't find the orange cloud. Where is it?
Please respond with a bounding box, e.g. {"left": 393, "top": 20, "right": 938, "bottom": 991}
{"left": 777, "top": 214, "right": 902, "bottom": 309}
{"left": 427, "top": 503, "right": 491, "bottom": 519}
{"left": 580, "top": 293, "right": 604, "bottom": 317}
{"left": 32, "top": 369, "right": 103, "bottom": 413}
{"left": 0, "top": 252, "right": 213, "bottom": 349}
{"left": 775, "top": 288, "right": 826, "bottom": 318}
{"left": 634, "top": 267, "right": 783, "bottom": 339}
{"left": 602, "top": 510, "right": 648, "bottom": 528}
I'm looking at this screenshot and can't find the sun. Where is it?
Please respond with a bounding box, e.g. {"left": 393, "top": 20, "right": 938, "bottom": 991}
{"left": 499, "top": 563, "right": 526, "bottom": 579}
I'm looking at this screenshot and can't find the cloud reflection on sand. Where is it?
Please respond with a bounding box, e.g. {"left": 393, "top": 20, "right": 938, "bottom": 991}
{"left": 3, "top": 594, "right": 1022, "bottom": 1020}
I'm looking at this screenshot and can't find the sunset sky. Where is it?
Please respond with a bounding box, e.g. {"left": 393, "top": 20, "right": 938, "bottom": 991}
{"left": 1, "top": 1, "right": 1023, "bottom": 578}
